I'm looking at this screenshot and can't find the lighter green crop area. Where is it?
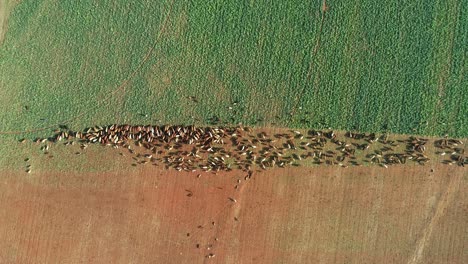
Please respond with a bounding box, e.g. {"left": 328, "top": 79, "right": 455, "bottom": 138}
{"left": 0, "top": 0, "right": 466, "bottom": 141}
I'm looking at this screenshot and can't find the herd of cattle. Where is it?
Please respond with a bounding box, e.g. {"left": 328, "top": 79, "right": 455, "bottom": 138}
{"left": 26, "top": 124, "right": 467, "bottom": 173}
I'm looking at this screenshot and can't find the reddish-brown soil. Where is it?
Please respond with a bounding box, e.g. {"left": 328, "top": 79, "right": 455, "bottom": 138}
{"left": 0, "top": 163, "right": 466, "bottom": 264}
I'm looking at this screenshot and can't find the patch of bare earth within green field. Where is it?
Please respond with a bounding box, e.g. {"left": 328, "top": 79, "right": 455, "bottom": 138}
{"left": 0, "top": 0, "right": 18, "bottom": 43}
{"left": 0, "top": 1, "right": 8, "bottom": 44}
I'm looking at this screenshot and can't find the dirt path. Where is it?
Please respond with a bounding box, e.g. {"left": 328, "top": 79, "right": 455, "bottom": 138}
{"left": 0, "top": 0, "right": 6, "bottom": 44}
{"left": 0, "top": 0, "right": 14, "bottom": 44}
{"left": 408, "top": 168, "right": 463, "bottom": 264}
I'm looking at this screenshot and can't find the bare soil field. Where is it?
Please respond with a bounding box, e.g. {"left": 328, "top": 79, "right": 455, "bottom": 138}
{"left": 0, "top": 162, "right": 466, "bottom": 264}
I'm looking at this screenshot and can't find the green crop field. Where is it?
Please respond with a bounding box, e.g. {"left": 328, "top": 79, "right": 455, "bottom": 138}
{"left": 0, "top": 0, "right": 466, "bottom": 140}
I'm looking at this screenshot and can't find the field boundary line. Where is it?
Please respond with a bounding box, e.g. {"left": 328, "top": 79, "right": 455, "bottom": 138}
{"left": 0, "top": 0, "right": 176, "bottom": 135}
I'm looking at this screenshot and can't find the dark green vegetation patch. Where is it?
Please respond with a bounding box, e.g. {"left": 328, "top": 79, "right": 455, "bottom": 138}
{"left": 0, "top": 0, "right": 466, "bottom": 139}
